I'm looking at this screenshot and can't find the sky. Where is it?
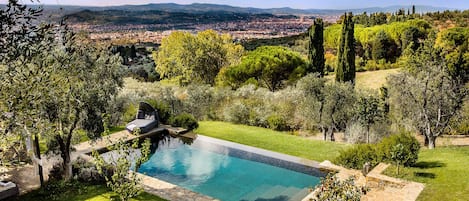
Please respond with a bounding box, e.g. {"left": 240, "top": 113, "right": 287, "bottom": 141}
{"left": 7, "top": 0, "right": 469, "bottom": 9}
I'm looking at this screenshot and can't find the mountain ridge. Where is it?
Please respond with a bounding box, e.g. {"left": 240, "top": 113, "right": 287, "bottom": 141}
{"left": 31, "top": 3, "right": 454, "bottom": 16}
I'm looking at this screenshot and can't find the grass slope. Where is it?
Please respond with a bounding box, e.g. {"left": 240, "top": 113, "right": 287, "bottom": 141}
{"left": 355, "top": 68, "right": 400, "bottom": 89}
{"left": 384, "top": 146, "right": 469, "bottom": 201}
{"left": 195, "top": 121, "right": 347, "bottom": 162}
{"left": 325, "top": 68, "right": 400, "bottom": 90}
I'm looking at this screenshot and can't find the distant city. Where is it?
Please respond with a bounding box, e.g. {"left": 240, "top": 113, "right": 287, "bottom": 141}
{"left": 34, "top": 3, "right": 452, "bottom": 44}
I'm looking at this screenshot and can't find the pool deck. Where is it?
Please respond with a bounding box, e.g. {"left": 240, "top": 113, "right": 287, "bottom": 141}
{"left": 307, "top": 161, "right": 425, "bottom": 201}
{"left": 2, "top": 128, "right": 425, "bottom": 201}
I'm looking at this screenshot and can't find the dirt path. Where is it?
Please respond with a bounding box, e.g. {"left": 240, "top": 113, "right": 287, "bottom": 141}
{"left": 415, "top": 134, "right": 469, "bottom": 147}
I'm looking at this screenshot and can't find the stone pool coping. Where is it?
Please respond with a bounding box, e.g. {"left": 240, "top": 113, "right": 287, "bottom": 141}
{"left": 74, "top": 131, "right": 326, "bottom": 201}
{"left": 195, "top": 135, "right": 328, "bottom": 177}
{"left": 74, "top": 130, "right": 425, "bottom": 201}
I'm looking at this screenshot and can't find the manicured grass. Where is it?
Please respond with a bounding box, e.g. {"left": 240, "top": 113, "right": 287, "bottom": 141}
{"left": 16, "top": 181, "right": 166, "bottom": 201}
{"left": 194, "top": 121, "right": 347, "bottom": 162}
{"left": 383, "top": 146, "right": 469, "bottom": 201}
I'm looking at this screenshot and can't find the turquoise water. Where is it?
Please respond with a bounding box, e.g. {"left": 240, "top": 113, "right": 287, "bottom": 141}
{"left": 138, "top": 137, "right": 320, "bottom": 201}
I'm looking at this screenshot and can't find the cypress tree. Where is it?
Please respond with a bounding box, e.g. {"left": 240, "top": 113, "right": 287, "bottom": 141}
{"left": 308, "top": 18, "right": 325, "bottom": 76}
{"left": 336, "top": 12, "right": 355, "bottom": 83}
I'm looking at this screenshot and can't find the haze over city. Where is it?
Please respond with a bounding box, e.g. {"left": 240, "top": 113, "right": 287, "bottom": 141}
{"left": 9, "top": 0, "right": 469, "bottom": 9}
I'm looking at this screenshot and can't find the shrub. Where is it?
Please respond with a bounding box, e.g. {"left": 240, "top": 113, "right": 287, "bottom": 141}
{"left": 72, "top": 157, "right": 109, "bottom": 183}
{"left": 376, "top": 132, "right": 420, "bottom": 167}
{"left": 122, "top": 103, "right": 138, "bottom": 123}
{"left": 267, "top": 114, "right": 288, "bottom": 131}
{"left": 335, "top": 132, "right": 420, "bottom": 169}
{"left": 146, "top": 99, "right": 172, "bottom": 124}
{"left": 312, "top": 173, "right": 368, "bottom": 201}
{"left": 170, "top": 113, "right": 199, "bottom": 130}
{"left": 48, "top": 164, "right": 64, "bottom": 182}
{"left": 334, "top": 144, "right": 378, "bottom": 169}
{"left": 223, "top": 101, "right": 250, "bottom": 124}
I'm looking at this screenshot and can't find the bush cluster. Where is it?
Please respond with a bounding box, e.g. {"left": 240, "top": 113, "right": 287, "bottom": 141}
{"left": 334, "top": 144, "right": 379, "bottom": 169}
{"left": 71, "top": 157, "right": 110, "bottom": 183}
{"left": 376, "top": 132, "right": 420, "bottom": 166}
{"left": 146, "top": 99, "right": 172, "bottom": 124}
{"left": 334, "top": 132, "right": 420, "bottom": 169}
{"left": 170, "top": 113, "right": 199, "bottom": 130}
{"left": 267, "top": 115, "right": 289, "bottom": 131}
{"left": 312, "top": 173, "right": 368, "bottom": 201}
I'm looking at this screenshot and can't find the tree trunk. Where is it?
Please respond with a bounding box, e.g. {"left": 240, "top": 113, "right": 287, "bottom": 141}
{"left": 428, "top": 136, "right": 436, "bottom": 149}
{"left": 33, "top": 134, "right": 44, "bottom": 186}
{"left": 424, "top": 134, "right": 429, "bottom": 147}
{"left": 366, "top": 126, "right": 370, "bottom": 144}
{"left": 56, "top": 135, "right": 73, "bottom": 180}
{"left": 322, "top": 127, "right": 327, "bottom": 141}
{"left": 328, "top": 126, "right": 335, "bottom": 141}
{"left": 62, "top": 150, "right": 72, "bottom": 180}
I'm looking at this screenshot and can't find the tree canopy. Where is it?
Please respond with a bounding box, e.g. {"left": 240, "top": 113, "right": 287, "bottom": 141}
{"left": 388, "top": 38, "right": 468, "bottom": 149}
{"left": 219, "top": 46, "right": 308, "bottom": 91}
{"left": 154, "top": 30, "right": 244, "bottom": 86}
{"left": 308, "top": 18, "right": 325, "bottom": 76}
{"left": 336, "top": 12, "right": 356, "bottom": 83}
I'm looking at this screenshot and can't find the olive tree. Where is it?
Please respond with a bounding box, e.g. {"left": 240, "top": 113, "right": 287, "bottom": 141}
{"left": 93, "top": 138, "right": 151, "bottom": 201}
{"left": 44, "top": 28, "right": 123, "bottom": 179}
{"left": 0, "top": 0, "right": 54, "bottom": 185}
{"left": 388, "top": 39, "right": 467, "bottom": 149}
{"left": 356, "top": 91, "right": 384, "bottom": 143}
{"left": 297, "top": 74, "right": 356, "bottom": 141}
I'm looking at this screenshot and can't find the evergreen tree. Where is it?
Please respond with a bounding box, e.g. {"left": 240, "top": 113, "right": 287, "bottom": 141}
{"left": 308, "top": 18, "right": 325, "bottom": 76}
{"left": 372, "top": 30, "right": 391, "bottom": 61}
{"left": 336, "top": 12, "right": 356, "bottom": 83}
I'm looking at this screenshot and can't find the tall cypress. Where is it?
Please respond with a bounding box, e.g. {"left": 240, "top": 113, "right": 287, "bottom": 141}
{"left": 308, "top": 18, "right": 325, "bottom": 76}
{"left": 336, "top": 12, "right": 355, "bottom": 83}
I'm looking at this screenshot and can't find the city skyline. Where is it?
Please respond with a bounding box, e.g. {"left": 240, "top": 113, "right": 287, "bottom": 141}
{"left": 9, "top": 0, "right": 469, "bottom": 9}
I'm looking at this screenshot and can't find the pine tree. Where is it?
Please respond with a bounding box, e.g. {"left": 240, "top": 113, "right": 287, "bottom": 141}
{"left": 308, "top": 18, "right": 325, "bottom": 76}
{"left": 336, "top": 12, "right": 355, "bottom": 83}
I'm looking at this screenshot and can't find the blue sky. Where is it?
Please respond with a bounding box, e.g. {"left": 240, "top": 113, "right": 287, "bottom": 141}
{"left": 9, "top": 0, "right": 469, "bottom": 9}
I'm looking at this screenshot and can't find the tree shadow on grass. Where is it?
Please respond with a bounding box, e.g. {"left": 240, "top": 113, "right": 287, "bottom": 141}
{"left": 413, "top": 161, "right": 445, "bottom": 169}
{"left": 414, "top": 172, "right": 436, "bottom": 179}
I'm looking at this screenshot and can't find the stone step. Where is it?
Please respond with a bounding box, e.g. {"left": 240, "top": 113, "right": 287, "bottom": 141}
{"left": 240, "top": 184, "right": 271, "bottom": 201}
{"left": 290, "top": 188, "right": 311, "bottom": 201}
{"left": 257, "top": 185, "right": 289, "bottom": 200}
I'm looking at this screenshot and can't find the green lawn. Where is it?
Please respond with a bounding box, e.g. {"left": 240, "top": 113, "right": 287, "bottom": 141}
{"left": 384, "top": 146, "right": 469, "bottom": 201}
{"left": 16, "top": 181, "right": 166, "bottom": 201}
{"left": 194, "top": 121, "right": 347, "bottom": 162}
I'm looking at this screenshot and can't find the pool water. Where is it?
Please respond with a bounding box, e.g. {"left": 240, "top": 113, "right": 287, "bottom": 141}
{"left": 138, "top": 136, "right": 321, "bottom": 201}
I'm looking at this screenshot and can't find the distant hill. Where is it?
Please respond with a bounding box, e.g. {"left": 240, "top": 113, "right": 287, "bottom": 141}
{"left": 36, "top": 3, "right": 453, "bottom": 16}
{"left": 4, "top": 3, "right": 453, "bottom": 24}
{"left": 64, "top": 9, "right": 282, "bottom": 26}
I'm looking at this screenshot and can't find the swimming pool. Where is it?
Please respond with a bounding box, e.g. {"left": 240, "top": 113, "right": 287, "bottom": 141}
{"left": 137, "top": 135, "right": 325, "bottom": 201}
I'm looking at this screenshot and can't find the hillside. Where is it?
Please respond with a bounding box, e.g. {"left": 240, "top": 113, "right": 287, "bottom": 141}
{"left": 52, "top": 3, "right": 452, "bottom": 15}
{"left": 64, "top": 9, "right": 282, "bottom": 25}
{"left": 23, "top": 3, "right": 454, "bottom": 23}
